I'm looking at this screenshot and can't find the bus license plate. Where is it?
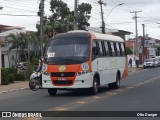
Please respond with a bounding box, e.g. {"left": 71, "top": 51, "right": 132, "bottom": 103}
{"left": 58, "top": 78, "right": 66, "bottom": 81}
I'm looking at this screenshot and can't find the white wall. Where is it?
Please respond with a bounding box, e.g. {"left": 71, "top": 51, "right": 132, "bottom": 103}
{"left": 127, "top": 55, "right": 136, "bottom": 67}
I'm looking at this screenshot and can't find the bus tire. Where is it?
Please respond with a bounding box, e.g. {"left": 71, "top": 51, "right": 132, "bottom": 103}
{"left": 48, "top": 88, "right": 57, "bottom": 96}
{"left": 90, "top": 77, "right": 99, "bottom": 95}
{"left": 108, "top": 74, "right": 120, "bottom": 89}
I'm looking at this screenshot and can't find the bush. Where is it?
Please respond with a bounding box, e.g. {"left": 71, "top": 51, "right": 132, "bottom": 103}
{"left": 1, "top": 68, "right": 10, "bottom": 85}
{"left": 8, "top": 74, "right": 15, "bottom": 83}
{"left": 1, "top": 68, "right": 17, "bottom": 85}
{"left": 8, "top": 68, "right": 17, "bottom": 74}
{"left": 14, "top": 73, "right": 25, "bottom": 81}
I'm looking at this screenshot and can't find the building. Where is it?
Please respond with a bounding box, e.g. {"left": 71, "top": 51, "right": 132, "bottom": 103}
{"left": 0, "top": 24, "right": 26, "bottom": 68}
{"left": 125, "top": 36, "right": 160, "bottom": 64}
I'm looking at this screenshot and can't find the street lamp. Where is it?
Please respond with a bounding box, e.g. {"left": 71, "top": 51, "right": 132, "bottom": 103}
{"left": 105, "top": 3, "right": 124, "bottom": 21}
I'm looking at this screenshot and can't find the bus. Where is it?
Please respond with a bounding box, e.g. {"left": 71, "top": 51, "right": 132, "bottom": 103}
{"left": 42, "top": 30, "right": 128, "bottom": 96}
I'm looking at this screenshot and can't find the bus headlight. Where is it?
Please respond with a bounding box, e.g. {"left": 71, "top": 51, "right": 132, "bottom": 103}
{"left": 77, "top": 71, "right": 89, "bottom": 76}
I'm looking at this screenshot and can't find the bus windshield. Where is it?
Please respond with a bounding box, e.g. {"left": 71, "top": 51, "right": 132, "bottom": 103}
{"left": 44, "top": 37, "right": 90, "bottom": 65}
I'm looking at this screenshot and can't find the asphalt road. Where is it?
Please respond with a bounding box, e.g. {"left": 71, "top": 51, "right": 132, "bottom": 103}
{"left": 0, "top": 67, "right": 160, "bottom": 120}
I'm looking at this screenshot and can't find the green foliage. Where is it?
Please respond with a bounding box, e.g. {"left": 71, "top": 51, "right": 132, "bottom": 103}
{"left": 14, "top": 73, "right": 25, "bottom": 81}
{"left": 8, "top": 74, "right": 15, "bottom": 83}
{"left": 155, "top": 45, "right": 160, "bottom": 51}
{"left": 126, "top": 47, "right": 133, "bottom": 55}
{"left": 1, "top": 68, "right": 10, "bottom": 85}
{"left": 77, "top": 3, "right": 92, "bottom": 30}
{"left": 1, "top": 68, "right": 16, "bottom": 85}
{"left": 7, "top": 68, "right": 17, "bottom": 74}
{"left": 6, "top": 33, "right": 39, "bottom": 66}
{"left": 1, "top": 68, "right": 25, "bottom": 85}
{"left": 37, "top": 0, "right": 92, "bottom": 39}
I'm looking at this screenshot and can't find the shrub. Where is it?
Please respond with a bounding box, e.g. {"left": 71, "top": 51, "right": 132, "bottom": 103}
{"left": 8, "top": 68, "right": 17, "bottom": 74}
{"left": 14, "top": 73, "right": 25, "bottom": 81}
{"left": 1, "top": 68, "right": 10, "bottom": 85}
{"left": 8, "top": 74, "right": 15, "bottom": 83}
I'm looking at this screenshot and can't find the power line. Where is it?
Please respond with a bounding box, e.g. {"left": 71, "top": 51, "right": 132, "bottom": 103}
{"left": 1, "top": 5, "right": 37, "bottom": 13}
{"left": 0, "top": 14, "right": 38, "bottom": 16}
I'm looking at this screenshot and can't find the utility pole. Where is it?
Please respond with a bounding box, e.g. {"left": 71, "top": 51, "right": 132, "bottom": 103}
{"left": 98, "top": 0, "right": 106, "bottom": 34}
{"left": 142, "top": 24, "right": 145, "bottom": 63}
{"left": 130, "top": 10, "right": 142, "bottom": 58}
{"left": 40, "top": 0, "right": 44, "bottom": 58}
{"left": 74, "top": 0, "right": 78, "bottom": 30}
{"left": 0, "top": 6, "right": 3, "bottom": 85}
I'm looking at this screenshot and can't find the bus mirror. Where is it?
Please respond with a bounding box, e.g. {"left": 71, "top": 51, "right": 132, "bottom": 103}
{"left": 92, "top": 46, "right": 99, "bottom": 56}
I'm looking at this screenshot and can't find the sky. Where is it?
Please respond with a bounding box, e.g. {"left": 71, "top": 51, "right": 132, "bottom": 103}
{"left": 0, "top": 0, "right": 160, "bottom": 39}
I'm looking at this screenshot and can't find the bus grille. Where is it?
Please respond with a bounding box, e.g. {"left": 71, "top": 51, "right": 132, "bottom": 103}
{"left": 53, "top": 80, "right": 73, "bottom": 85}
{"left": 51, "top": 72, "right": 75, "bottom": 77}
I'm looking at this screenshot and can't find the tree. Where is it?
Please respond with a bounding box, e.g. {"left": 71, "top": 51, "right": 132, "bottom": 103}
{"left": 6, "top": 34, "right": 21, "bottom": 66}
{"left": 37, "top": 0, "right": 92, "bottom": 39}
{"left": 77, "top": 3, "right": 92, "bottom": 30}
{"left": 126, "top": 47, "right": 133, "bottom": 55}
{"left": 6, "top": 32, "right": 39, "bottom": 67}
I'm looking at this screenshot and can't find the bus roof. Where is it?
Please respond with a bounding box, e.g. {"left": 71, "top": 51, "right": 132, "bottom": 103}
{"left": 68, "top": 30, "right": 124, "bottom": 42}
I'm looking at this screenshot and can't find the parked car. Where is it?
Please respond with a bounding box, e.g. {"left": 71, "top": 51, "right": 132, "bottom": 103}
{"left": 150, "top": 58, "right": 160, "bottom": 67}
{"left": 143, "top": 59, "right": 156, "bottom": 68}
{"left": 155, "top": 58, "right": 160, "bottom": 67}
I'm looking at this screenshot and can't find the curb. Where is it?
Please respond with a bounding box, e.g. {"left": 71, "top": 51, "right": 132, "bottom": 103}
{"left": 0, "top": 87, "right": 29, "bottom": 94}
{"left": 128, "top": 67, "right": 143, "bottom": 73}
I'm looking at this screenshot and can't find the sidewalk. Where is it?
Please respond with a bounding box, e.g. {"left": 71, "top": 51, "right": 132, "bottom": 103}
{"left": 0, "top": 81, "right": 29, "bottom": 94}
{"left": 128, "top": 64, "right": 143, "bottom": 72}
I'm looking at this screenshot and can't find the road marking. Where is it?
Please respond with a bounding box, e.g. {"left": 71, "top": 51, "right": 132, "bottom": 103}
{"left": 92, "top": 96, "right": 103, "bottom": 99}
{"left": 76, "top": 101, "right": 86, "bottom": 104}
{"left": 54, "top": 107, "right": 68, "bottom": 111}
{"left": 133, "top": 84, "right": 141, "bottom": 87}
{"left": 139, "top": 82, "right": 145, "bottom": 85}
{"left": 0, "top": 88, "right": 29, "bottom": 94}
{"left": 106, "top": 92, "right": 117, "bottom": 95}
{"left": 127, "top": 86, "right": 135, "bottom": 89}
{"left": 116, "top": 89, "right": 123, "bottom": 92}
{"left": 46, "top": 75, "right": 160, "bottom": 112}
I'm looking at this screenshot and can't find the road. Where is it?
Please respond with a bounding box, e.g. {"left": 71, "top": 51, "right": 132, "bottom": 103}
{"left": 0, "top": 67, "right": 160, "bottom": 120}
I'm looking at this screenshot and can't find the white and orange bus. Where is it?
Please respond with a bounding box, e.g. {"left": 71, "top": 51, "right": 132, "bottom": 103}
{"left": 42, "top": 30, "right": 128, "bottom": 96}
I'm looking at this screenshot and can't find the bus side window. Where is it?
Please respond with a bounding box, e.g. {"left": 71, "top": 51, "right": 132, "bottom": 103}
{"left": 101, "top": 41, "right": 106, "bottom": 56}
{"left": 113, "top": 42, "right": 118, "bottom": 56}
{"left": 108, "top": 42, "right": 112, "bottom": 56}
{"left": 116, "top": 43, "right": 120, "bottom": 56}
{"left": 110, "top": 42, "right": 115, "bottom": 56}
{"left": 92, "top": 41, "right": 99, "bottom": 58}
{"left": 119, "top": 43, "right": 123, "bottom": 56}
{"left": 98, "top": 41, "right": 103, "bottom": 56}
{"left": 121, "top": 43, "right": 125, "bottom": 56}
{"left": 104, "top": 41, "right": 109, "bottom": 56}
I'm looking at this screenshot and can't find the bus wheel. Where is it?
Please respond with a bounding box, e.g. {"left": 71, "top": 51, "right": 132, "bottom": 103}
{"left": 108, "top": 74, "right": 120, "bottom": 89}
{"left": 90, "top": 77, "right": 99, "bottom": 95}
{"left": 48, "top": 88, "right": 57, "bottom": 96}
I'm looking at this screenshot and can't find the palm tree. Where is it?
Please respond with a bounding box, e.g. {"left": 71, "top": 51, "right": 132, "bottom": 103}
{"left": 6, "top": 32, "right": 40, "bottom": 68}
{"left": 6, "top": 34, "right": 21, "bottom": 66}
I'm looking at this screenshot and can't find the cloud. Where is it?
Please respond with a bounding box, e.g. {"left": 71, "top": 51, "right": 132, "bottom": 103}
{"left": 123, "top": 0, "right": 160, "bottom": 6}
